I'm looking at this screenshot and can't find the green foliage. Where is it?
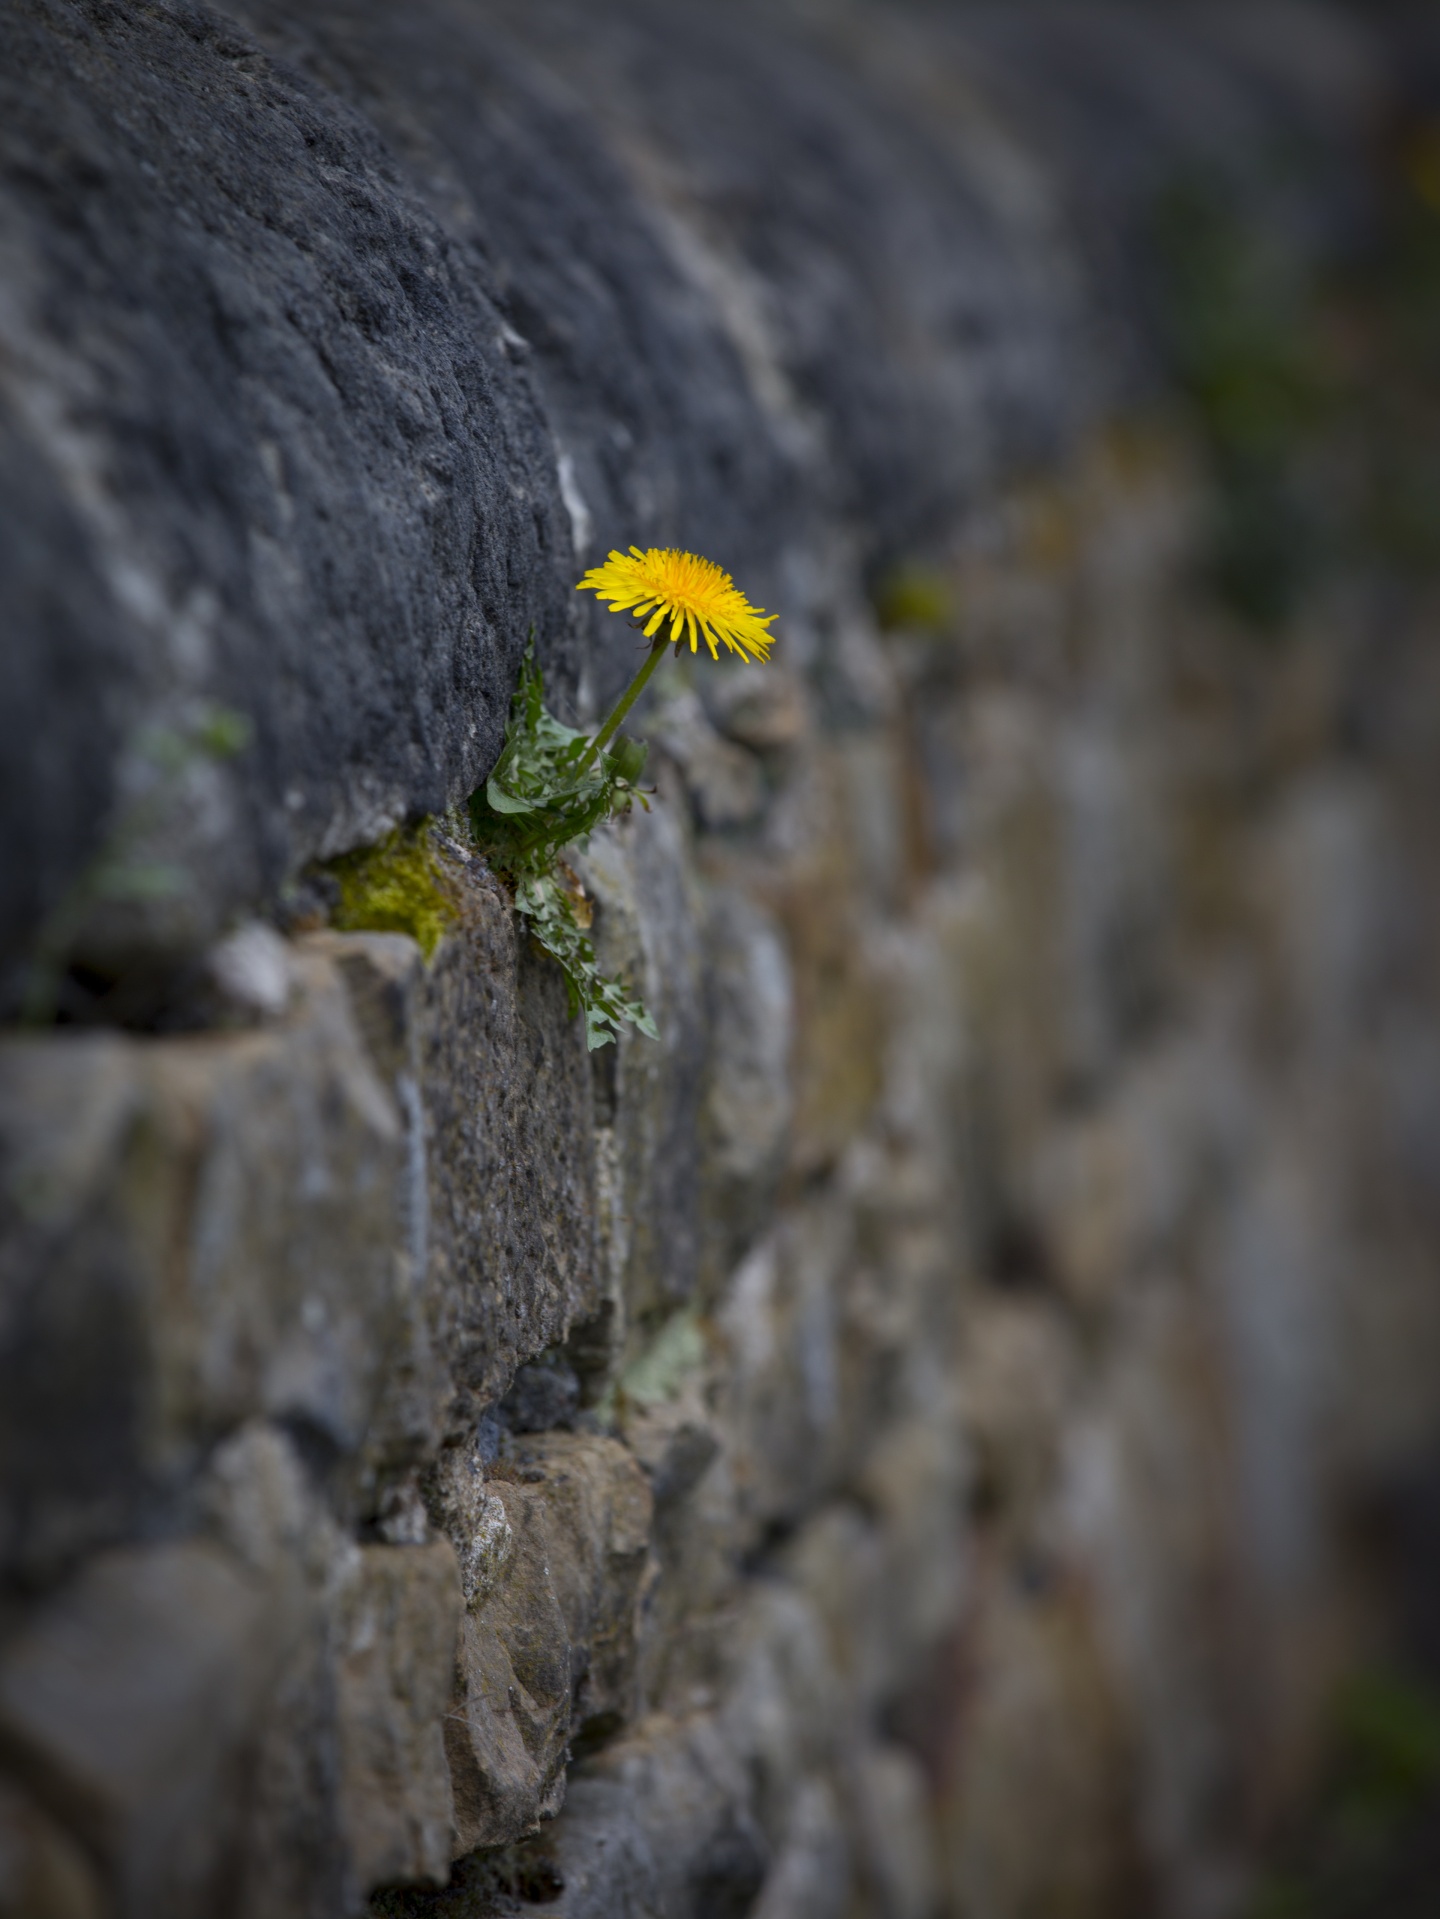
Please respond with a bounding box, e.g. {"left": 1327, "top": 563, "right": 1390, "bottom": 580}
{"left": 1154, "top": 144, "right": 1440, "bottom": 632}
{"left": 1333, "top": 1669, "right": 1440, "bottom": 1829}
{"left": 469, "top": 644, "right": 656, "bottom": 1050}
{"left": 327, "top": 825, "right": 459, "bottom": 959}
{"left": 1153, "top": 175, "right": 1333, "bottom": 630}
{"left": 512, "top": 866, "right": 657, "bottom": 1050}
{"left": 1246, "top": 1668, "right": 1440, "bottom": 1919}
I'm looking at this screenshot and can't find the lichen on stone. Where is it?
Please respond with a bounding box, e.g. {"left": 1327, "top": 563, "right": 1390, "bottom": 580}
{"left": 424, "top": 1444, "right": 514, "bottom": 1612}
{"left": 326, "top": 824, "right": 459, "bottom": 960}
{"left": 617, "top": 1307, "right": 708, "bottom": 1409}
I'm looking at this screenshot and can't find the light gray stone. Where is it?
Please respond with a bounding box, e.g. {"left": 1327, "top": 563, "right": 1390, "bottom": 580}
{"left": 335, "top": 1541, "right": 462, "bottom": 1898}
{"left": 0, "top": 1543, "right": 281, "bottom": 1919}
{"left": 0, "top": 953, "right": 406, "bottom": 1583}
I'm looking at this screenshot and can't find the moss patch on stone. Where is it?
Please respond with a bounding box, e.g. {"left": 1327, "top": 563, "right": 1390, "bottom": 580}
{"left": 327, "top": 824, "right": 459, "bottom": 959}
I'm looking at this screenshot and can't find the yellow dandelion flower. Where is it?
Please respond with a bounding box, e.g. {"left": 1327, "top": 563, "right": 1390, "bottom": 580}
{"left": 577, "top": 546, "right": 777, "bottom": 663}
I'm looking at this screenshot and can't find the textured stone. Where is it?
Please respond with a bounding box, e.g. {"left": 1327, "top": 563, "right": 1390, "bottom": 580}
{"left": 939, "top": 1577, "right": 1139, "bottom": 1919}
{"left": 198, "top": 1422, "right": 353, "bottom": 1919}
{"left": 425, "top": 1445, "right": 513, "bottom": 1614}
{"left": 580, "top": 800, "right": 706, "bottom": 1322}
{"left": 228, "top": 0, "right": 816, "bottom": 717}
{"left": 0, "top": 952, "right": 405, "bottom": 1584}
{"left": 445, "top": 1432, "right": 653, "bottom": 1855}
{"left": 336, "top": 1541, "right": 463, "bottom": 1897}
{"left": 530, "top": 1711, "right": 768, "bottom": 1919}
{"left": 763, "top": 746, "right": 892, "bottom": 1178}
{"left": 958, "top": 1302, "right": 1078, "bottom": 1533}
{"left": 415, "top": 860, "right": 598, "bottom": 1427}
{"left": 493, "top": 0, "right": 1087, "bottom": 560}
{"left": 310, "top": 845, "right": 599, "bottom": 1443}
{"left": 1059, "top": 1279, "right": 1252, "bottom": 1911}
{"left": 849, "top": 1745, "right": 938, "bottom": 1919}
{"left": 748, "top": 1779, "right": 849, "bottom": 1919}
{"left": 649, "top": 690, "right": 767, "bottom": 834}
{"left": 716, "top": 1203, "right": 850, "bottom": 1538}
{"left": 0, "top": 0, "right": 573, "bottom": 1000}
{"left": 697, "top": 886, "right": 794, "bottom": 1283}
{"left": 0, "top": 1543, "right": 280, "bottom": 1919}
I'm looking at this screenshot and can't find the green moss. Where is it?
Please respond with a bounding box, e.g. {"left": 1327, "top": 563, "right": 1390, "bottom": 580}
{"left": 327, "top": 823, "right": 459, "bottom": 959}
{"left": 874, "top": 563, "right": 955, "bottom": 634}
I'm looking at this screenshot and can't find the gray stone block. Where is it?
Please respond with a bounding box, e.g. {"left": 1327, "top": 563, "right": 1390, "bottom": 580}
{"left": 0, "top": 1542, "right": 281, "bottom": 1919}
{"left": 307, "top": 843, "right": 598, "bottom": 1445}
{"left": 335, "top": 1541, "right": 463, "bottom": 1897}
{"left": 0, "top": 0, "right": 575, "bottom": 998}
{"left": 0, "top": 950, "right": 407, "bottom": 1582}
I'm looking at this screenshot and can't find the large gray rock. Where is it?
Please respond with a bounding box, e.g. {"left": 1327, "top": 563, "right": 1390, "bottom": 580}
{"left": 0, "top": 0, "right": 571, "bottom": 1001}
{"left": 336, "top": 1541, "right": 463, "bottom": 1897}
{"left": 0, "top": 1542, "right": 281, "bottom": 1919}
{"left": 445, "top": 1431, "right": 653, "bottom": 1855}
{"left": 309, "top": 851, "right": 599, "bottom": 1448}
{"left": 0, "top": 949, "right": 407, "bottom": 1585}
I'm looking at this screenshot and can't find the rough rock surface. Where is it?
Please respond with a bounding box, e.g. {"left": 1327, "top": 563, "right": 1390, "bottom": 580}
{"left": 3, "top": 4, "right": 1439, "bottom": 1918}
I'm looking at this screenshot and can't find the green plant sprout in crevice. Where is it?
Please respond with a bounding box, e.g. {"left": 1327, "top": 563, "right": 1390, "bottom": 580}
{"left": 1152, "top": 171, "right": 1335, "bottom": 631}
{"left": 470, "top": 545, "right": 778, "bottom": 1051}
{"left": 469, "top": 642, "right": 657, "bottom": 1050}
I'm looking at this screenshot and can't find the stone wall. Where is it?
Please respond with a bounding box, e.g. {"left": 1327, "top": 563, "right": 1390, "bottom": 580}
{"left": 3, "top": 4, "right": 1439, "bottom": 1917}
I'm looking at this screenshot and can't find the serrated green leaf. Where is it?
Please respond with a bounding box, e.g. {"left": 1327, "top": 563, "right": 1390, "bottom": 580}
{"left": 471, "top": 643, "right": 657, "bottom": 1048}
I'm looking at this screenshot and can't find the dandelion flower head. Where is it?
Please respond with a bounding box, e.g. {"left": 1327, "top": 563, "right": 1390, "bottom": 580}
{"left": 577, "top": 547, "right": 776, "bottom": 663}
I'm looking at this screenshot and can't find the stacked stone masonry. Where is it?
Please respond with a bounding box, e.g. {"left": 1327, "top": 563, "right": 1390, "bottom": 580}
{"left": 2, "top": 3, "right": 1439, "bottom": 1917}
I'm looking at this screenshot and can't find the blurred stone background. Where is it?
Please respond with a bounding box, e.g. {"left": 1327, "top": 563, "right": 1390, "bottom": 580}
{"left": 2, "top": 3, "right": 1439, "bottom": 1916}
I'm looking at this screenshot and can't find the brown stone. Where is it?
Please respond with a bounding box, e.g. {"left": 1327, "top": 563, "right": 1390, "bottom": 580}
{"left": 0, "top": 1779, "right": 105, "bottom": 1919}
{"left": 444, "top": 1433, "right": 654, "bottom": 1855}
{"left": 335, "top": 1540, "right": 463, "bottom": 1896}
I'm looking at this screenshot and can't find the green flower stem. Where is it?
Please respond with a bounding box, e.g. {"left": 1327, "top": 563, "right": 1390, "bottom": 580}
{"left": 578, "top": 634, "right": 669, "bottom": 772}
